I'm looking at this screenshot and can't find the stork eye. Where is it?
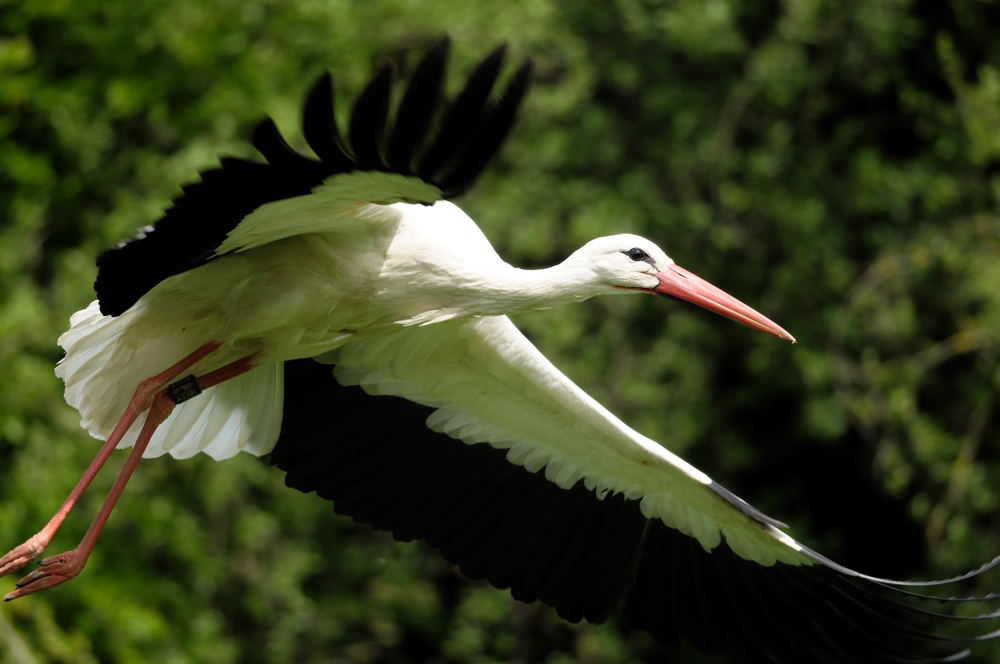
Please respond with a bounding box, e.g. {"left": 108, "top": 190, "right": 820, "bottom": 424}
{"left": 626, "top": 248, "right": 648, "bottom": 261}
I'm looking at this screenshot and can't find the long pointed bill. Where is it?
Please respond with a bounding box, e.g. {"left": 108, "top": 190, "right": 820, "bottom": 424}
{"left": 655, "top": 264, "right": 796, "bottom": 342}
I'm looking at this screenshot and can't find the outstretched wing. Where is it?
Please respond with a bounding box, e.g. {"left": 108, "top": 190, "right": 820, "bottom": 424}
{"left": 271, "top": 316, "right": 1000, "bottom": 663}
{"left": 94, "top": 38, "right": 532, "bottom": 317}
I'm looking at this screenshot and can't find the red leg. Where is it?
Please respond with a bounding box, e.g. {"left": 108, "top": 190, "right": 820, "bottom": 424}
{"left": 3, "top": 355, "right": 257, "bottom": 601}
{"left": 4, "top": 390, "right": 176, "bottom": 600}
{"left": 0, "top": 342, "right": 222, "bottom": 580}
{"left": 196, "top": 354, "right": 257, "bottom": 392}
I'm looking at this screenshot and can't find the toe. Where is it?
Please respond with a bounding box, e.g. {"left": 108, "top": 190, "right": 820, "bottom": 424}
{"left": 4, "top": 572, "right": 70, "bottom": 600}
{"left": 0, "top": 556, "right": 31, "bottom": 578}
{"left": 2, "top": 551, "right": 83, "bottom": 601}
{"left": 0, "top": 539, "right": 46, "bottom": 578}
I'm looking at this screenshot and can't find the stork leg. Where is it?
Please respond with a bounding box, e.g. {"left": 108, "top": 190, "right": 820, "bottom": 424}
{"left": 0, "top": 342, "right": 224, "bottom": 581}
{"left": 0, "top": 343, "right": 222, "bottom": 577}
{"left": 3, "top": 354, "right": 257, "bottom": 601}
{"left": 3, "top": 389, "right": 178, "bottom": 599}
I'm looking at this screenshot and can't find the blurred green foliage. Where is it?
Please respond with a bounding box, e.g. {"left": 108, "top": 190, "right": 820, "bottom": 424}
{"left": 1, "top": 0, "right": 999, "bottom": 662}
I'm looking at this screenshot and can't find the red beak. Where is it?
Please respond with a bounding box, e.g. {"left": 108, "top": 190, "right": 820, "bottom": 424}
{"left": 654, "top": 264, "right": 795, "bottom": 342}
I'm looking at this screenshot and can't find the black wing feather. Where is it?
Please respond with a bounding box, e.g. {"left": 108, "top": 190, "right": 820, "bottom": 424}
{"left": 560, "top": 494, "right": 635, "bottom": 622}
{"left": 460, "top": 471, "right": 552, "bottom": 580}
{"left": 486, "top": 480, "right": 574, "bottom": 590}
{"left": 271, "top": 357, "right": 1000, "bottom": 663}
{"left": 96, "top": 40, "right": 530, "bottom": 316}
{"left": 416, "top": 43, "right": 508, "bottom": 180}
{"left": 506, "top": 481, "right": 595, "bottom": 605}
{"left": 301, "top": 72, "right": 354, "bottom": 170}
{"left": 437, "top": 60, "right": 534, "bottom": 198}
{"left": 388, "top": 37, "right": 450, "bottom": 173}
{"left": 348, "top": 63, "right": 394, "bottom": 170}
{"left": 251, "top": 118, "right": 328, "bottom": 176}
{"left": 669, "top": 535, "right": 718, "bottom": 655}
{"left": 389, "top": 443, "right": 498, "bottom": 542}
{"left": 688, "top": 536, "right": 756, "bottom": 659}
{"left": 580, "top": 496, "right": 649, "bottom": 623}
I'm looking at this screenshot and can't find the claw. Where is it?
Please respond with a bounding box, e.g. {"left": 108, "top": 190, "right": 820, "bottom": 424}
{"left": 0, "top": 534, "right": 50, "bottom": 579}
{"left": 3, "top": 549, "right": 85, "bottom": 601}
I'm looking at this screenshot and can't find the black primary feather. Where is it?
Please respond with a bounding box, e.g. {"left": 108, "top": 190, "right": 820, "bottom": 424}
{"left": 95, "top": 39, "right": 531, "bottom": 317}
{"left": 437, "top": 59, "right": 533, "bottom": 197}
{"left": 388, "top": 37, "right": 450, "bottom": 173}
{"left": 348, "top": 63, "right": 394, "bottom": 170}
{"left": 270, "top": 357, "right": 1000, "bottom": 664}
{"left": 416, "top": 42, "right": 508, "bottom": 180}
{"left": 301, "top": 72, "right": 353, "bottom": 171}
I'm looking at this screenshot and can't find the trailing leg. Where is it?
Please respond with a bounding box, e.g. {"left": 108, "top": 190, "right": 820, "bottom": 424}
{"left": 3, "top": 388, "right": 178, "bottom": 600}
{"left": 0, "top": 343, "right": 241, "bottom": 583}
{"left": 2, "top": 354, "right": 258, "bottom": 600}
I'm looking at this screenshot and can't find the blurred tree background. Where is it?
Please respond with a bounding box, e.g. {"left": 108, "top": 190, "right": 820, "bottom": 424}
{"left": 1, "top": 0, "right": 1000, "bottom": 661}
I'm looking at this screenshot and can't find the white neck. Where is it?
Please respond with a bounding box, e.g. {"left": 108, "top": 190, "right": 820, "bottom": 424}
{"left": 380, "top": 201, "right": 624, "bottom": 326}
{"left": 457, "top": 258, "right": 606, "bottom": 316}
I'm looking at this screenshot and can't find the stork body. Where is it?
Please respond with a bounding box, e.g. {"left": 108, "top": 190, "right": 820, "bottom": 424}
{"left": 2, "top": 39, "right": 999, "bottom": 663}
{"left": 63, "top": 194, "right": 751, "bottom": 458}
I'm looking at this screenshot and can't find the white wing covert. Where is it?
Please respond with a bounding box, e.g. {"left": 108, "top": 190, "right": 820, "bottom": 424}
{"left": 213, "top": 173, "right": 441, "bottom": 256}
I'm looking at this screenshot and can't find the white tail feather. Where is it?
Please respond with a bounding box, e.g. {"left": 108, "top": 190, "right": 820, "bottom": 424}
{"left": 57, "top": 301, "right": 284, "bottom": 459}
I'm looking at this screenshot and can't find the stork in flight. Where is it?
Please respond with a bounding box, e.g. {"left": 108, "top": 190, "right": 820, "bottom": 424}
{"left": 2, "top": 38, "right": 999, "bottom": 663}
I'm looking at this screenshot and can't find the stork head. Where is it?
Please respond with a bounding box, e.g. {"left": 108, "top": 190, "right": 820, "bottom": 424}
{"left": 574, "top": 234, "right": 795, "bottom": 342}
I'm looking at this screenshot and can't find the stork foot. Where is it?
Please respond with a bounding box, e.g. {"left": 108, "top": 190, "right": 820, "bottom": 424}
{"left": 0, "top": 534, "right": 50, "bottom": 579}
{"left": 3, "top": 549, "right": 87, "bottom": 601}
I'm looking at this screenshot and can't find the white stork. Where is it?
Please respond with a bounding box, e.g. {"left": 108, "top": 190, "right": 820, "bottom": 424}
{"left": 2, "top": 38, "right": 999, "bottom": 663}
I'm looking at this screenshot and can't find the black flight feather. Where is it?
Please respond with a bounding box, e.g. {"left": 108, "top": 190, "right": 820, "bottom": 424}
{"left": 461, "top": 472, "right": 552, "bottom": 580}
{"left": 558, "top": 494, "right": 629, "bottom": 621}
{"left": 669, "top": 534, "right": 718, "bottom": 654}
{"left": 388, "top": 37, "right": 450, "bottom": 173}
{"left": 506, "top": 481, "right": 595, "bottom": 605}
{"left": 348, "top": 62, "right": 394, "bottom": 170}
{"left": 416, "top": 42, "right": 508, "bottom": 180}
{"left": 484, "top": 478, "right": 573, "bottom": 590}
{"left": 579, "top": 496, "right": 648, "bottom": 623}
{"left": 437, "top": 60, "right": 534, "bottom": 198}
{"left": 251, "top": 118, "right": 329, "bottom": 177}
{"left": 301, "top": 72, "right": 354, "bottom": 170}
{"left": 688, "top": 537, "right": 754, "bottom": 657}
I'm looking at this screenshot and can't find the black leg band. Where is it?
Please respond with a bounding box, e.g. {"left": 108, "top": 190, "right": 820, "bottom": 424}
{"left": 167, "top": 375, "right": 201, "bottom": 404}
